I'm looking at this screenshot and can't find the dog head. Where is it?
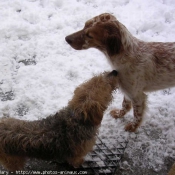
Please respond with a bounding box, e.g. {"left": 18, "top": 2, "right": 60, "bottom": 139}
{"left": 65, "top": 13, "right": 122, "bottom": 56}
{"left": 68, "top": 70, "right": 118, "bottom": 126}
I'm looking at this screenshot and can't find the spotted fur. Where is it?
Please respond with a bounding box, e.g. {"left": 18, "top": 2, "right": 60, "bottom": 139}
{"left": 65, "top": 13, "right": 175, "bottom": 132}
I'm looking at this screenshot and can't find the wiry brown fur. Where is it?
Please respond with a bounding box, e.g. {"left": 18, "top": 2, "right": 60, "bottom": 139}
{"left": 65, "top": 13, "right": 175, "bottom": 132}
{"left": 0, "top": 70, "right": 118, "bottom": 171}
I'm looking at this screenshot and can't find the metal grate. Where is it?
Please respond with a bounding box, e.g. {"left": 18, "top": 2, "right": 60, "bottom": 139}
{"left": 75, "top": 136, "right": 128, "bottom": 175}
{"left": 0, "top": 136, "right": 128, "bottom": 175}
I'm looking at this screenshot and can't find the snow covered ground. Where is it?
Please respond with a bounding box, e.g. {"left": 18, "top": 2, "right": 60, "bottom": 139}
{"left": 0, "top": 0, "right": 175, "bottom": 174}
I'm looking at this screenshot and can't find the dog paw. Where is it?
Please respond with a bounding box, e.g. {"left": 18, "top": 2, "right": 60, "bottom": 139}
{"left": 125, "top": 122, "right": 138, "bottom": 132}
{"left": 110, "top": 109, "right": 125, "bottom": 119}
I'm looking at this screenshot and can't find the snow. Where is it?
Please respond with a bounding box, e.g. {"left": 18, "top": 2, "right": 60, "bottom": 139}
{"left": 0, "top": 0, "right": 175, "bottom": 173}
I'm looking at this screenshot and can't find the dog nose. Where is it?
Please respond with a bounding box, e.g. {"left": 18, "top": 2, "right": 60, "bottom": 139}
{"left": 107, "top": 70, "right": 118, "bottom": 77}
{"left": 65, "top": 36, "right": 73, "bottom": 44}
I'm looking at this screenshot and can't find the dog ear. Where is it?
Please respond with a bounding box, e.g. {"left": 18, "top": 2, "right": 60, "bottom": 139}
{"left": 82, "top": 100, "right": 103, "bottom": 126}
{"left": 106, "top": 35, "right": 122, "bottom": 56}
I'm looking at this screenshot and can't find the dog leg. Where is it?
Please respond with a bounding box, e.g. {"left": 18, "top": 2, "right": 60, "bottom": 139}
{"left": 0, "top": 153, "right": 26, "bottom": 171}
{"left": 125, "top": 93, "right": 147, "bottom": 132}
{"left": 110, "top": 97, "right": 131, "bottom": 118}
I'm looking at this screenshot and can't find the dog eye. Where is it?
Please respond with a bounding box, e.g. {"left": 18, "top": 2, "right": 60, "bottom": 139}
{"left": 86, "top": 33, "right": 93, "bottom": 39}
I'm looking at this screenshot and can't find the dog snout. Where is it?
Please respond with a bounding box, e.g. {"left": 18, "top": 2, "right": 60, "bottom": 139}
{"left": 65, "top": 31, "right": 85, "bottom": 50}
{"left": 65, "top": 36, "right": 73, "bottom": 44}
{"left": 107, "top": 70, "right": 118, "bottom": 77}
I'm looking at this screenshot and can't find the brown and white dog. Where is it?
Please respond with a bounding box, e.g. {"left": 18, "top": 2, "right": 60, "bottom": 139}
{"left": 65, "top": 13, "right": 175, "bottom": 132}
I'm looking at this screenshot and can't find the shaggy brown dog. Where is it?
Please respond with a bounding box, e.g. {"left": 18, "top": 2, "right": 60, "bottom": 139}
{"left": 0, "top": 70, "right": 118, "bottom": 171}
{"left": 65, "top": 13, "right": 175, "bottom": 132}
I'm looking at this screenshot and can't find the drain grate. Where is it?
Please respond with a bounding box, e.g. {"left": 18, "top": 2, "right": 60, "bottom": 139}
{"left": 75, "top": 136, "right": 128, "bottom": 175}
{"left": 0, "top": 136, "right": 128, "bottom": 175}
